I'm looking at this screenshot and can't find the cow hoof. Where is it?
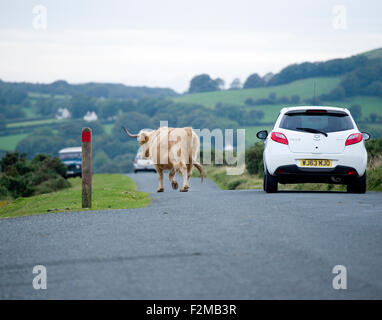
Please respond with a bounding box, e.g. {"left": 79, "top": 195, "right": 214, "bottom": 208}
{"left": 171, "top": 181, "right": 178, "bottom": 190}
{"left": 157, "top": 188, "right": 164, "bottom": 192}
{"left": 180, "top": 187, "right": 189, "bottom": 192}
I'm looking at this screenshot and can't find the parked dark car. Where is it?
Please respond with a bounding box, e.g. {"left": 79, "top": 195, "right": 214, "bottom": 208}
{"left": 59, "top": 147, "right": 82, "bottom": 178}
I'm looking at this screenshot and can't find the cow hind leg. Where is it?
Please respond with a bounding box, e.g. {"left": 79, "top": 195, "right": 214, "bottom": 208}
{"left": 180, "top": 163, "right": 189, "bottom": 192}
{"left": 155, "top": 165, "right": 164, "bottom": 192}
{"left": 187, "top": 163, "right": 192, "bottom": 180}
{"left": 169, "top": 169, "right": 178, "bottom": 190}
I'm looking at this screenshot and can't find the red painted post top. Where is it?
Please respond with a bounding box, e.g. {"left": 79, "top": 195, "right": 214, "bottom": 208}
{"left": 82, "top": 131, "right": 91, "bottom": 142}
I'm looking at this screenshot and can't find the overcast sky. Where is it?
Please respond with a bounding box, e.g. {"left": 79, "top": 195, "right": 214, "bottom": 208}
{"left": 0, "top": 0, "right": 382, "bottom": 93}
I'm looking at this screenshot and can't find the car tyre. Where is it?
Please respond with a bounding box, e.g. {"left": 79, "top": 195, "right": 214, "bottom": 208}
{"left": 134, "top": 170, "right": 138, "bottom": 174}
{"left": 347, "top": 172, "right": 366, "bottom": 194}
{"left": 264, "top": 169, "right": 278, "bottom": 193}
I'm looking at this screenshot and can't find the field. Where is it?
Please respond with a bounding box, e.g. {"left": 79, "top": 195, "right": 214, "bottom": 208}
{"left": 6, "top": 118, "right": 64, "bottom": 128}
{"left": 174, "top": 77, "right": 341, "bottom": 108}
{"left": 173, "top": 76, "right": 382, "bottom": 131}
{"left": 28, "top": 92, "right": 69, "bottom": 99}
{"left": 0, "top": 174, "right": 151, "bottom": 219}
{"left": 0, "top": 133, "right": 30, "bottom": 151}
{"left": 103, "top": 123, "right": 114, "bottom": 135}
{"left": 0, "top": 121, "right": 115, "bottom": 152}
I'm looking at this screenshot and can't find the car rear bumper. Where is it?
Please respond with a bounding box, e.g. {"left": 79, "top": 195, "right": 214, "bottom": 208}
{"left": 134, "top": 164, "right": 155, "bottom": 171}
{"left": 264, "top": 142, "right": 367, "bottom": 177}
{"left": 273, "top": 164, "right": 361, "bottom": 184}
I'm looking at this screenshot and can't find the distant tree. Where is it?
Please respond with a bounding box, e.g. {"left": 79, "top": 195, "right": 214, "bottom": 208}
{"left": 364, "top": 81, "right": 382, "bottom": 97}
{"left": 0, "top": 113, "right": 5, "bottom": 132}
{"left": 16, "top": 134, "right": 66, "bottom": 159}
{"left": 320, "top": 87, "right": 346, "bottom": 101}
{"left": 68, "top": 95, "right": 97, "bottom": 119}
{"left": 290, "top": 95, "right": 301, "bottom": 104}
{"left": 278, "top": 96, "right": 290, "bottom": 104}
{"left": 229, "top": 78, "right": 242, "bottom": 90}
{"left": 243, "top": 73, "right": 265, "bottom": 89}
{"left": 340, "top": 74, "right": 362, "bottom": 96}
{"left": 268, "top": 92, "right": 277, "bottom": 101}
{"left": 58, "top": 120, "right": 104, "bottom": 142}
{"left": 0, "top": 87, "right": 27, "bottom": 105}
{"left": 35, "top": 98, "right": 59, "bottom": 116}
{"left": 98, "top": 100, "right": 121, "bottom": 119}
{"left": 349, "top": 104, "right": 362, "bottom": 121}
{"left": 247, "top": 110, "right": 264, "bottom": 122}
{"left": 244, "top": 98, "right": 256, "bottom": 106}
{"left": 188, "top": 74, "right": 222, "bottom": 93}
{"left": 262, "top": 72, "right": 274, "bottom": 83}
{"left": 112, "top": 112, "right": 154, "bottom": 142}
{"left": 304, "top": 96, "right": 321, "bottom": 105}
{"left": 93, "top": 150, "right": 111, "bottom": 172}
{"left": 0, "top": 104, "right": 25, "bottom": 119}
{"left": 370, "top": 113, "right": 378, "bottom": 123}
{"left": 215, "top": 78, "right": 225, "bottom": 90}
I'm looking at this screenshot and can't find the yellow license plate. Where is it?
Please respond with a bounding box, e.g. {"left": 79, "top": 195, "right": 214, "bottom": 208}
{"left": 300, "top": 159, "right": 332, "bottom": 167}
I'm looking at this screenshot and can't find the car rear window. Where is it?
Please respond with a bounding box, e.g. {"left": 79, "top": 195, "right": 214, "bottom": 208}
{"left": 279, "top": 112, "right": 354, "bottom": 133}
{"left": 59, "top": 152, "right": 81, "bottom": 160}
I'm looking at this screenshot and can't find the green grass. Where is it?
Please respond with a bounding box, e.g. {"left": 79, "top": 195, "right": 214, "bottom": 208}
{"left": 28, "top": 92, "right": 69, "bottom": 99}
{"left": 0, "top": 174, "right": 151, "bottom": 219}
{"left": 7, "top": 118, "right": 65, "bottom": 129}
{"left": 0, "top": 133, "right": 29, "bottom": 151}
{"left": 21, "top": 106, "right": 38, "bottom": 118}
{"left": 323, "top": 96, "right": 382, "bottom": 120}
{"left": 174, "top": 77, "right": 341, "bottom": 108}
{"left": 103, "top": 123, "right": 114, "bottom": 135}
{"left": 6, "top": 118, "right": 64, "bottom": 128}
{"left": 206, "top": 165, "right": 381, "bottom": 192}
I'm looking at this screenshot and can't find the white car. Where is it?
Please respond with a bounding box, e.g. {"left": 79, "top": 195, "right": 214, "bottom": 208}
{"left": 256, "top": 106, "right": 370, "bottom": 193}
{"left": 133, "top": 147, "right": 155, "bottom": 173}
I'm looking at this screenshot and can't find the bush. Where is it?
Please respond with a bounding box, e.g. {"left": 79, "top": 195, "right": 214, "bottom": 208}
{"left": 367, "top": 167, "right": 382, "bottom": 191}
{"left": 366, "top": 138, "right": 382, "bottom": 160}
{"left": 0, "top": 152, "right": 70, "bottom": 199}
{"left": 227, "top": 179, "right": 246, "bottom": 190}
{"left": 245, "top": 142, "right": 264, "bottom": 175}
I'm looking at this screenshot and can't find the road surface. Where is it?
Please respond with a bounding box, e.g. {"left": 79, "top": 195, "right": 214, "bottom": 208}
{"left": 0, "top": 172, "right": 382, "bottom": 299}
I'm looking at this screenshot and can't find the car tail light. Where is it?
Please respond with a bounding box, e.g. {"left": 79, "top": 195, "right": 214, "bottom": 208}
{"left": 134, "top": 159, "right": 138, "bottom": 164}
{"left": 271, "top": 132, "right": 288, "bottom": 145}
{"left": 306, "top": 109, "right": 327, "bottom": 113}
{"left": 345, "top": 133, "right": 363, "bottom": 146}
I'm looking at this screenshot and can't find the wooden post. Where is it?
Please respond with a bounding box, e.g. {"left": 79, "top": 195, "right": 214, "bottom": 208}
{"left": 81, "top": 127, "right": 92, "bottom": 208}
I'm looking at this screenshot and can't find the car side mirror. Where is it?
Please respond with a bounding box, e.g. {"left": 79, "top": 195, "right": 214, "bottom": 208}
{"left": 362, "top": 132, "right": 370, "bottom": 141}
{"left": 256, "top": 130, "right": 268, "bottom": 140}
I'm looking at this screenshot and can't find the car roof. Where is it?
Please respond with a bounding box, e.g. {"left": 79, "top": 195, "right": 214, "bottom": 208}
{"left": 59, "top": 147, "right": 82, "bottom": 153}
{"left": 280, "top": 106, "right": 349, "bottom": 114}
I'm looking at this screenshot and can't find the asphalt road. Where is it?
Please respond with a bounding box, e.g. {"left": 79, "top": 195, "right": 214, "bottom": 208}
{"left": 0, "top": 172, "right": 382, "bottom": 299}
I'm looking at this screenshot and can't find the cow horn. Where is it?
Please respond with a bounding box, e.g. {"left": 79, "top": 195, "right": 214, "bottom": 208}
{"left": 122, "top": 127, "right": 138, "bottom": 138}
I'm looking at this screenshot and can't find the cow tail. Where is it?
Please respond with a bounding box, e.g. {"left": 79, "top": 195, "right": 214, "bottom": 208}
{"left": 193, "top": 161, "right": 205, "bottom": 183}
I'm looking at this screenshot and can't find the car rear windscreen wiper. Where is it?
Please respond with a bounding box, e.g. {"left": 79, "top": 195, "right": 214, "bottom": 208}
{"left": 296, "top": 127, "right": 328, "bottom": 137}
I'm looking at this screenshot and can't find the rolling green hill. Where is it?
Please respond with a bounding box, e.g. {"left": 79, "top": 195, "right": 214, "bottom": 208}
{"left": 362, "top": 47, "right": 382, "bottom": 59}
{"left": 174, "top": 77, "right": 341, "bottom": 109}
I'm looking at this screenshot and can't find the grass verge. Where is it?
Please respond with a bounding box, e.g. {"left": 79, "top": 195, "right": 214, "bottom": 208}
{"left": 204, "top": 166, "right": 381, "bottom": 192}
{"left": 0, "top": 174, "right": 150, "bottom": 219}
